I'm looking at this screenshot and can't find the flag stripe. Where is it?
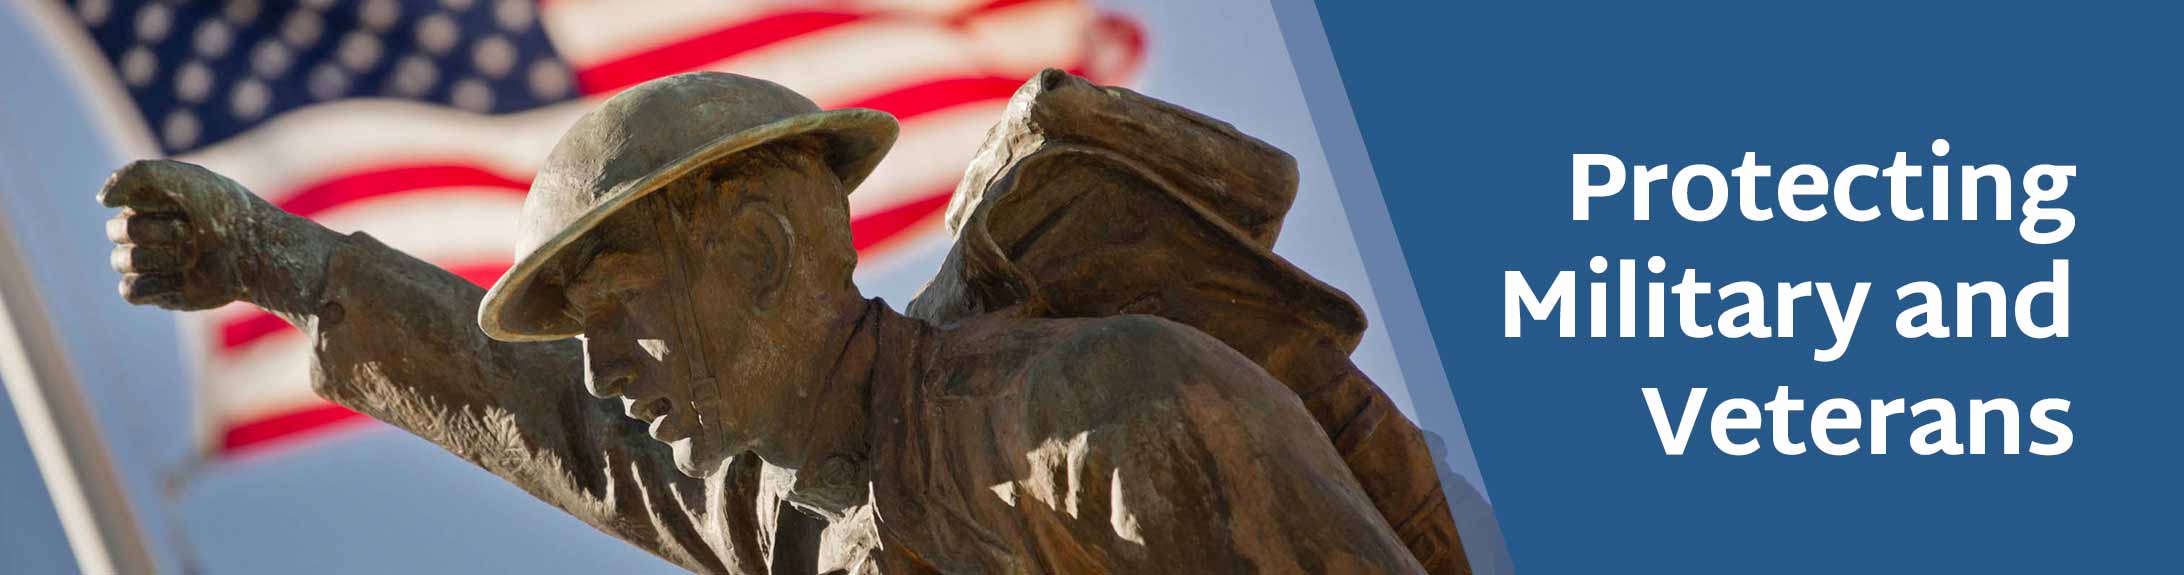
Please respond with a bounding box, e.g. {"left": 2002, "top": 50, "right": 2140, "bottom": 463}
{"left": 842, "top": 76, "right": 1026, "bottom": 123}
{"left": 170, "top": 0, "right": 1145, "bottom": 457}
{"left": 541, "top": 0, "right": 981, "bottom": 67}
{"left": 220, "top": 403, "right": 371, "bottom": 454}
{"left": 851, "top": 188, "right": 955, "bottom": 252}
{"left": 279, "top": 165, "right": 531, "bottom": 218}
{"left": 576, "top": 10, "right": 870, "bottom": 95}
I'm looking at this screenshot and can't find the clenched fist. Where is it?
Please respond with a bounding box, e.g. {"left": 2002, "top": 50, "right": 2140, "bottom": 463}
{"left": 98, "top": 159, "right": 338, "bottom": 314}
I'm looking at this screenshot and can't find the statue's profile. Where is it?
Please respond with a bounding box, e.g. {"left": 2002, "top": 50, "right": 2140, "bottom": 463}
{"left": 98, "top": 70, "right": 1467, "bottom": 574}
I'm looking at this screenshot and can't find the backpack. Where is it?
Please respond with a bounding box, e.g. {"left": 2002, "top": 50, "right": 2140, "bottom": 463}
{"left": 907, "top": 70, "right": 1469, "bottom": 574}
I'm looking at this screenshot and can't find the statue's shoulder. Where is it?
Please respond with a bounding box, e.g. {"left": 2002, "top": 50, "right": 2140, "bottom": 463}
{"left": 1032, "top": 314, "right": 1230, "bottom": 374}
{"left": 939, "top": 314, "right": 1284, "bottom": 431}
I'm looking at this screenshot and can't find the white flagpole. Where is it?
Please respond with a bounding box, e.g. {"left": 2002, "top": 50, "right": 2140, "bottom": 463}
{"left": 0, "top": 208, "right": 158, "bottom": 574}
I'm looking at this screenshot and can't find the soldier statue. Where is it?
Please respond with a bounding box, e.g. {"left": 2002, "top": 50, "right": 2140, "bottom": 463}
{"left": 98, "top": 70, "right": 1467, "bottom": 574}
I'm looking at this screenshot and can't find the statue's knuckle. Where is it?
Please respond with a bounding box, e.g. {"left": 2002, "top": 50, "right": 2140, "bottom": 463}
{"left": 116, "top": 159, "right": 154, "bottom": 178}
{"left": 106, "top": 216, "right": 131, "bottom": 243}
{"left": 119, "top": 276, "right": 155, "bottom": 302}
{"left": 109, "top": 245, "right": 134, "bottom": 272}
{"left": 146, "top": 217, "right": 187, "bottom": 244}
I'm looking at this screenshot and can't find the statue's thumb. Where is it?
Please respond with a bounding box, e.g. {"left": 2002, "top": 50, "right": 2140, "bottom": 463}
{"left": 98, "top": 159, "right": 186, "bottom": 213}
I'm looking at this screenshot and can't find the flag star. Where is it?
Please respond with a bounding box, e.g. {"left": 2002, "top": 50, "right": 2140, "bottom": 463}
{"left": 251, "top": 40, "right": 291, "bottom": 78}
{"left": 224, "top": 0, "right": 262, "bottom": 26}
{"left": 362, "top": 0, "right": 402, "bottom": 32}
{"left": 494, "top": 0, "right": 533, "bottom": 31}
{"left": 121, "top": 46, "right": 157, "bottom": 87}
{"left": 162, "top": 110, "right": 199, "bottom": 149}
{"left": 194, "top": 20, "right": 233, "bottom": 59}
{"left": 231, "top": 79, "right": 270, "bottom": 120}
{"left": 79, "top": 0, "right": 112, "bottom": 26}
{"left": 134, "top": 3, "right": 172, "bottom": 43}
{"left": 309, "top": 64, "right": 350, "bottom": 100}
{"left": 338, "top": 32, "right": 384, "bottom": 71}
{"left": 472, "top": 35, "right": 515, "bottom": 78}
{"left": 452, "top": 78, "right": 493, "bottom": 112}
{"left": 416, "top": 12, "right": 460, "bottom": 55}
{"left": 176, "top": 60, "right": 213, "bottom": 103}
{"left": 392, "top": 56, "right": 440, "bottom": 96}
{"left": 282, "top": 10, "right": 323, "bottom": 47}
{"left": 529, "top": 60, "right": 571, "bottom": 100}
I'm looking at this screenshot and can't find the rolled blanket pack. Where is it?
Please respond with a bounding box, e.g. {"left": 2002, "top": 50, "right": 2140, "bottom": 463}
{"left": 910, "top": 69, "right": 1472, "bottom": 574}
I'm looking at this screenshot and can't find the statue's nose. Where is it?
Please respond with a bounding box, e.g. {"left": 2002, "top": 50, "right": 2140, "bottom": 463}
{"left": 581, "top": 333, "right": 642, "bottom": 399}
{"left": 584, "top": 360, "right": 637, "bottom": 399}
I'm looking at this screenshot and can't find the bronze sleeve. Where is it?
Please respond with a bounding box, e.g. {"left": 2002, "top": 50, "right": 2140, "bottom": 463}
{"left": 299, "top": 231, "right": 772, "bottom": 574}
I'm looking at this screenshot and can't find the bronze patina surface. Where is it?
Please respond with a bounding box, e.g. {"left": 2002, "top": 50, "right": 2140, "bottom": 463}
{"left": 99, "top": 70, "right": 1467, "bottom": 574}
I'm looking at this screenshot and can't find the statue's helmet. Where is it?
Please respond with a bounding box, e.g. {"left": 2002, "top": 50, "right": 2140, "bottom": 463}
{"left": 478, "top": 72, "right": 898, "bottom": 342}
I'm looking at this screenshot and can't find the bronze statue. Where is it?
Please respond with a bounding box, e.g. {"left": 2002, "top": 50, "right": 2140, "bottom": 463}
{"left": 99, "top": 70, "right": 1467, "bottom": 574}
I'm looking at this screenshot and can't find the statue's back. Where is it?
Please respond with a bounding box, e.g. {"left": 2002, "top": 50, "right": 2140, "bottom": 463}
{"left": 908, "top": 70, "right": 1472, "bottom": 574}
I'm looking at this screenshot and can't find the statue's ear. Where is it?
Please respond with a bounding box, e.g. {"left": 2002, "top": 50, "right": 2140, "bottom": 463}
{"left": 729, "top": 200, "right": 794, "bottom": 312}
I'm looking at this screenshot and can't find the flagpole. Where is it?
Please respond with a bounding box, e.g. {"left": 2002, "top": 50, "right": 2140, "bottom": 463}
{"left": 0, "top": 207, "right": 158, "bottom": 574}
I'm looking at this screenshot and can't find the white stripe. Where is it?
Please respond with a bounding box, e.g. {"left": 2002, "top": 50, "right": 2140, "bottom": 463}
{"left": 541, "top": 0, "right": 779, "bottom": 66}
{"left": 548, "top": 1, "right": 1086, "bottom": 98}
{"left": 310, "top": 191, "right": 526, "bottom": 264}
{"left": 175, "top": 99, "right": 575, "bottom": 202}
{"left": 848, "top": 102, "right": 1005, "bottom": 214}
{"left": 541, "top": 0, "right": 1016, "bottom": 67}
{"left": 848, "top": 0, "right": 991, "bottom": 17}
{"left": 958, "top": 0, "right": 1094, "bottom": 74}
{"left": 199, "top": 333, "right": 318, "bottom": 426}
{"left": 686, "top": 21, "right": 996, "bottom": 106}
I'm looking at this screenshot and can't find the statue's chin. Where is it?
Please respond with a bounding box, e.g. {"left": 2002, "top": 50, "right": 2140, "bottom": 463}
{"left": 668, "top": 438, "right": 726, "bottom": 478}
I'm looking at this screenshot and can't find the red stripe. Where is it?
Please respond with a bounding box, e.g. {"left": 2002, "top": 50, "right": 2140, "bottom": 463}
{"left": 216, "top": 312, "right": 287, "bottom": 354}
{"left": 277, "top": 164, "right": 529, "bottom": 217}
{"left": 576, "top": 10, "right": 868, "bottom": 95}
{"left": 568, "top": 0, "right": 1092, "bottom": 96}
{"left": 843, "top": 76, "right": 1025, "bottom": 121}
{"left": 219, "top": 403, "right": 369, "bottom": 454}
{"left": 850, "top": 187, "right": 953, "bottom": 251}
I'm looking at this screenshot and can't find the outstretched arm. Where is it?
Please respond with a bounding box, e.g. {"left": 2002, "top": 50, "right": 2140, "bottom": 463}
{"left": 98, "top": 160, "right": 773, "bottom": 573}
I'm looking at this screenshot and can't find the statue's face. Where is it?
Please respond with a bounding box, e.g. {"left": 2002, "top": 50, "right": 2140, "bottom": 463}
{"left": 564, "top": 152, "right": 854, "bottom": 478}
{"left": 565, "top": 247, "right": 726, "bottom": 473}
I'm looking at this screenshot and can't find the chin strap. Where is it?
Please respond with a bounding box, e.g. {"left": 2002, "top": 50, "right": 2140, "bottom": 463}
{"left": 650, "top": 199, "right": 722, "bottom": 439}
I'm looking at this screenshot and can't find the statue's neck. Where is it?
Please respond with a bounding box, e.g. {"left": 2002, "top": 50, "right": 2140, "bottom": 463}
{"left": 784, "top": 297, "right": 920, "bottom": 516}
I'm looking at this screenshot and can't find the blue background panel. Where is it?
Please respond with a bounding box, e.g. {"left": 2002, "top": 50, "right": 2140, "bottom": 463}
{"left": 1316, "top": 1, "right": 2180, "bottom": 572}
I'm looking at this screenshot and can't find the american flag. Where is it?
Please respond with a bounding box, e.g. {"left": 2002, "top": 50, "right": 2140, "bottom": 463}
{"left": 33, "top": 0, "right": 1143, "bottom": 459}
